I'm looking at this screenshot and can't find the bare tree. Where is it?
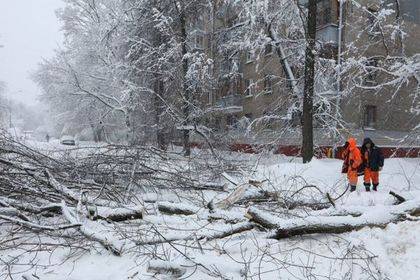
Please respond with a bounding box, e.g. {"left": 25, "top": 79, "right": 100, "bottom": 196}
{"left": 301, "top": 0, "right": 317, "bottom": 163}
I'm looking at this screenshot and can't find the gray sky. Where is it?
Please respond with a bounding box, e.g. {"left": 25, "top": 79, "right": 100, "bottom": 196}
{"left": 0, "top": 0, "right": 64, "bottom": 105}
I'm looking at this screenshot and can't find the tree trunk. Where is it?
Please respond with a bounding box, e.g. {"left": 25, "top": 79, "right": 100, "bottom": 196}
{"left": 301, "top": 0, "right": 317, "bottom": 163}
{"left": 154, "top": 77, "right": 166, "bottom": 150}
{"left": 180, "top": 11, "right": 191, "bottom": 157}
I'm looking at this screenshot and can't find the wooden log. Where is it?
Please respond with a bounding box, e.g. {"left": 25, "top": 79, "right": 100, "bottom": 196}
{"left": 246, "top": 201, "right": 420, "bottom": 240}
{"left": 245, "top": 207, "right": 279, "bottom": 230}
{"left": 271, "top": 222, "right": 385, "bottom": 239}
{"left": 94, "top": 206, "right": 143, "bottom": 222}
{"left": 157, "top": 201, "right": 199, "bottom": 216}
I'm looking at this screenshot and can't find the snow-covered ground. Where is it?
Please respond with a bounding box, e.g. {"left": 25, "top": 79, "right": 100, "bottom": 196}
{"left": 1, "top": 142, "right": 419, "bottom": 280}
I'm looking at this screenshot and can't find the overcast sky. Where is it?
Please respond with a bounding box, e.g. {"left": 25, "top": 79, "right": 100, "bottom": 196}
{"left": 0, "top": 0, "right": 64, "bottom": 105}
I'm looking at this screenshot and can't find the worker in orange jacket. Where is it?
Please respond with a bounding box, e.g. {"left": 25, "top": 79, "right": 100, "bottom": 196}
{"left": 341, "top": 138, "right": 363, "bottom": 192}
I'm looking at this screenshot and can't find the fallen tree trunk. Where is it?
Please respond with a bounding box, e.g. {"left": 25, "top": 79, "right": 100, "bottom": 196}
{"left": 94, "top": 206, "right": 143, "bottom": 222}
{"left": 157, "top": 201, "right": 200, "bottom": 216}
{"left": 246, "top": 198, "right": 420, "bottom": 240}
{"left": 245, "top": 207, "right": 279, "bottom": 230}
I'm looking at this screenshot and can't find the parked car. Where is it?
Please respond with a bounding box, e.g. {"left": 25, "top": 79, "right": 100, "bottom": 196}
{"left": 60, "top": 135, "right": 76, "bottom": 146}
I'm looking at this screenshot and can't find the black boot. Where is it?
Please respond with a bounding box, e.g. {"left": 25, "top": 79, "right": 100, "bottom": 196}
{"left": 350, "top": 185, "right": 356, "bottom": 192}
{"left": 364, "top": 183, "right": 371, "bottom": 192}
{"left": 372, "top": 184, "right": 378, "bottom": 191}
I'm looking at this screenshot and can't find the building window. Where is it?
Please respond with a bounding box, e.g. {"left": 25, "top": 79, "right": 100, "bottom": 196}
{"left": 264, "top": 43, "right": 273, "bottom": 55}
{"left": 317, "top": 0, "right": 333, "bottom": 27}
{"left": 262, "top": 110, "right": 276, "bottom": 129}
{"left": 214, "top": 118, "right": 221, "bottom": 131}
{"left": 264, "top": 75, "right": 273, "bottom": 94}
{"left": 365, "top": 58, "right": 379, "bottom": 83}
{"left": 208, "top": 91, "right": 213, "bottom": 105}
{"left": 245, "top": 113, "right": 253, "bottom": 121}
{"left": 226, "top": 114, "right": 238, "bottom": 129}
{"left": 244, "top": 113, "right": 253, "bottom": 129}
{"left": 290, "top": 110, "right": 302, "bottom": 127}
{"left": 194, "top": 34, "right": 205, "bottom": 49}
{"left": 364, "top": 105, "right": 377, "bottom": 128}
{"left": 246, "top": 51, "right": 253, "bottom": 63}
{"left": 244, "top": 79, "right": 253, "bottom": 96}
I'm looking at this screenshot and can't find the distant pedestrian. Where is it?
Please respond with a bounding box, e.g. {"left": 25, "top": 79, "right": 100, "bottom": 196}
{"left": 361, "top": 138, "right": 384, "bottom": 191}
{"left": 341, "top": 138, "right": 363, "bottom": 192}
{"left": 46, "top": 134, "right": 50, "bottom": 142}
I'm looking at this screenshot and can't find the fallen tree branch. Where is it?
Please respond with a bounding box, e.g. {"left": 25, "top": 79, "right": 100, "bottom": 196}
{"left": 61, "top": 202, "right": 122, "bottom": 256}
{"left": 0, "top": 214, "right": 80, "bottom": 232}
{"left": 147, "top": 260, "right": 186, "bottom": 278}
{"left": 137, "top": 222, "right": 255, "bottom": 245}
{"left": 389, "top": 191, "right": 406, "bottom": 205}
{"left": 326, "top": 193, "right": 336, "bottom": 208}
{"left": 246, "top": 199, "right": 420, "bottom": 240}
{"left": 44, "top": 170, "right": 78, "bottom": 203}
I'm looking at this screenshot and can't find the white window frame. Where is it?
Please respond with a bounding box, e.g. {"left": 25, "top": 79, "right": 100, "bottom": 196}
{"left": 264, "top": 43, "right": 273, "bottom": 56}
{"left": 264, "top": 75, "right": 273, "bottom": 94}
{"left": 246, "top": 51, "right": 253, "bottom": 63}
{"left": 244, "top": 79, "right": 254, "bottom": 97}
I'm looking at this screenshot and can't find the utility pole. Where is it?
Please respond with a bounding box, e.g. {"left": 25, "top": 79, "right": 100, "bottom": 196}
{"left": 301, "top": 0, "right": 317, "bottom": 163}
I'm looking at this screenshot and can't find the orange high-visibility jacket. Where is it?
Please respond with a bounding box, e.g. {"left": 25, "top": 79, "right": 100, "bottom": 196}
{"left": 346, "top": 138, "right": 362, "bottom": 170}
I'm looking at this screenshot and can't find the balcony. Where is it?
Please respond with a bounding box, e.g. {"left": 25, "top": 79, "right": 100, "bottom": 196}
{"left": 214, "top": 94, "right": 243, "bottom": 113}
{"left": 316, "top": 24, "right": 339, "bottom": 45}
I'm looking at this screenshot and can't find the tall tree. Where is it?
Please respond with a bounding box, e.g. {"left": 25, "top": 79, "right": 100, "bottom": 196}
{"left": 301, "top": 0, "right": 317, "bottom": 163}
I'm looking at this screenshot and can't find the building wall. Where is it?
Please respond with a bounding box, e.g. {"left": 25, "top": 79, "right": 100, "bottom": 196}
{"left": 340, "top": 0, "right": 420, "bottom": 132}
{"left": 203, "top": 0, "right": 418, "bottom": 135}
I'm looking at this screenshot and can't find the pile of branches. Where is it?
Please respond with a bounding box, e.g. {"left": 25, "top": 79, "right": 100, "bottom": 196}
{"left": 0, "top": 133, "right": 229, "bottom": 256}
{"left": 1, "top": 132, "right": 419, "bottom": 279}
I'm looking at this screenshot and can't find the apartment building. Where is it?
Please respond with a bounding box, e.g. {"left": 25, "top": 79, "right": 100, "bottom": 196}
{"left": 193, "top": 0, "right": 419, "bottom": 145}
{"left": 340, "top": 0, "right": 420, "bottom": 132}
